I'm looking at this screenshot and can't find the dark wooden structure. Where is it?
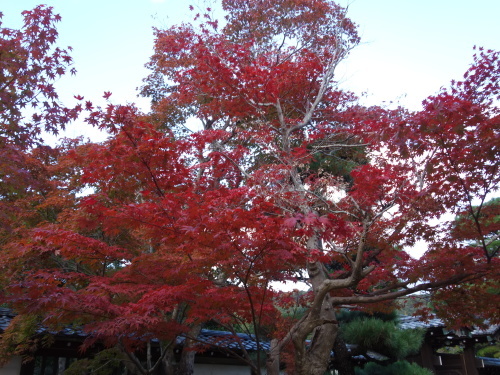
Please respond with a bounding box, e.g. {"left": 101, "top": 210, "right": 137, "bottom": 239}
{"left": 400, "top": 316, "right": 499, "bottom": 375}
{"left": 2, "top": 308, "right": 499, "bottom": 374}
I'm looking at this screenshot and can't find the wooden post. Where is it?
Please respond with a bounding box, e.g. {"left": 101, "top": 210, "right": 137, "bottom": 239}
{"left": 462, "top": 342, "right": 479, "bottom": 375}
{"left": 418, "top": 341, "right": 438, "bottom": 372}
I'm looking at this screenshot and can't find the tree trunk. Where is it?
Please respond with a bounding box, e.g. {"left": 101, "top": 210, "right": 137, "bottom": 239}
{"left": 293, "top": 234, "right": 339, "bottom": 375}
{"left": 266, "top": 339, "right": 281, "bottom": 375}
{"left": 160, "top": 343, "right": 177, "bottom": 375}
{"left": 289, "top": 258, "right": 339, "bottom": 374}
{"left": 177, "top": 324, "right": 202, "bottom": 375}
{"left": 295, "top": 302, "right": 339, "bottom": 375}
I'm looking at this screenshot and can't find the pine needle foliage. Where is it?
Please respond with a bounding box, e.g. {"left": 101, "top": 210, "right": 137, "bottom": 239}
{"left": 355, "top": 360, "right": 433, "bottom": 375}
{"left": 341, "top": 317, "right": 425, "bottom": 360}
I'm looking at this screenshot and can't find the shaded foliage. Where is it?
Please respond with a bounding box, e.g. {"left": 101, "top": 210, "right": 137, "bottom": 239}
{"left": 341, "top": 317, "right": 424, "bottom": 360}
{"left": 355, "top": 360, "right": 432, "bottom": 375}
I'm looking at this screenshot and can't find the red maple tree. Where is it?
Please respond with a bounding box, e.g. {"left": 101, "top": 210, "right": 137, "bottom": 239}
{"left": 0, "top": 4, "right": 83, "bottom": 264}
{"left": 1, "top": 2, "right": 498, "bottom": 375}
{"left": 0, "top": 5, "right": 84, "bottom": 365}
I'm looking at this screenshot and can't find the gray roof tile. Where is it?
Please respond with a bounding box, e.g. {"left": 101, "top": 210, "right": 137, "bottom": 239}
{"left": 399, "top": 315, "right": 499, "bottom": 337}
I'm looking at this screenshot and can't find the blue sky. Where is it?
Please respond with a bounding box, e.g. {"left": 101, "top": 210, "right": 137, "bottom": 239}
{"left": 3, "top": 0, "right": 500, "bottom": 140}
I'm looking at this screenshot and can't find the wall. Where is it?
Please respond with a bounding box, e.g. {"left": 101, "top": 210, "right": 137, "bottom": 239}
{"left": 194, "top": 363, "right": 251, "bottom": 375}
{"left": 0, "top": 356, "right": 22, "bottom": 375}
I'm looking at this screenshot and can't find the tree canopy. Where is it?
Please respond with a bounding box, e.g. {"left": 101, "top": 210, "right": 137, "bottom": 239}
{"left": 1, "top": 2, "right": 499, "bottom": 375}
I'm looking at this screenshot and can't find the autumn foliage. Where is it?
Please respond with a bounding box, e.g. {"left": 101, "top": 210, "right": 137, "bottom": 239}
{"left": 1, "top": 2, "right": 499, "bottom": 375}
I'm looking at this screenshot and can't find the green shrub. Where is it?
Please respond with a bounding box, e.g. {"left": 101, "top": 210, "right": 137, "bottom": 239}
{"left": 355, "top": 360, "right": 433, "bottom": 375}
{"left": 64, "top": 348, "right": 123, "bottom": 375}
{"left": 477, "top": 344, "right": 500, "bottom": 358}
{"left": 341, "top": 317, "right": 424, "bottom": 359}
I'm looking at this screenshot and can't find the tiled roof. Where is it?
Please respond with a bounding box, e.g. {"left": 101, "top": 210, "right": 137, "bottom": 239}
{"left": 399, "top": 315, "right": 445, "bottom": 330}
{"left": 399, "top": 315, "right": 499, "bottom": 337}
{"left": 0, "top": 307, "right": 87, "bottom": 338}
{"left": 190, "top": 330, "right": 271, "bottom": 351}
{"left": 0, "top": 308, "right": 267, "bottom": 352}
{"left": 0, "top": 307, "right": 15, "bottom": 332}
{"left": 2, "top": 308, "right": 497, "bottom": 353}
